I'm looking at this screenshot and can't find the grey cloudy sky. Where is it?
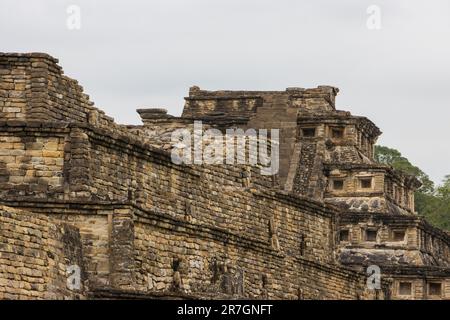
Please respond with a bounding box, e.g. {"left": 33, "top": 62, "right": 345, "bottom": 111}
{"left": 2, "top": 0, "right": 450, "bottom": 184}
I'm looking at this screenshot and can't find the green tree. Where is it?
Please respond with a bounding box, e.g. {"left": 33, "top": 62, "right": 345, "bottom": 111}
{"left": 436, "top": 174, "right": 450, "bottom": 198}
{"left": 374, "top": 145, "right": 450, "bottom": 231}
{"left": 374, "top": 145, "right": 434, "bottom": 194}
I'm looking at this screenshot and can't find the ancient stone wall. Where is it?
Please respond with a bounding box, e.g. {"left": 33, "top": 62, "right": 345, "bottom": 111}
{"left": 391, "top": 278, "right": 450, "bottom": 300}
{"left": 1, "top": 52, "right": 449, "bottom": 300}
{"left": 0, "top": 120, "right": 388, "bottom": 299}
{"left": 0, "top": 125, "right": 66, "bottom": 200}
{"left": 133, "top": 213, "right": 381, "bottom": 299}
{"left": 337, "top": 214, "right": 450, "bottom": 268}
{"left": 182, "top": 86, "right": 338, "bottom": 119}
{"left": 0, "top": 205, "right": 84, "bottom": 299}
{"left": 384, "top": 266, "right": 450, "bottom": 300}
{"left": 323, "top": 164, "right": 416, "bottom": 214}
{"left": 0, "top": 53, "right": 113, "bottom": 126}
{"left": 69, "top": 124, "right": 337, "bottom": 265}
{"left": 55, "top": 212, "right": 110, "bottom": 288}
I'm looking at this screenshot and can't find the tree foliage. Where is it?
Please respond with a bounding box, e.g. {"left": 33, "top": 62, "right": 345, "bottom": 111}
{"left": 374, "top": 145, "right": 434, "bottom": 193}
{"left": 374, "top": 145, "right": 450, "bottom": 231}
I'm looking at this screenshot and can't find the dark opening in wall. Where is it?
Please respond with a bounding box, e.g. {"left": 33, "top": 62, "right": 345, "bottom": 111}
{"left": 302, "top": 128, "right": 316, "bottom": 137}
{"left": 399, "top": 282, "right": 412, "bottom": 296}
{"left": 360, "top": 178, "right": 372, "bottom": 189}
{"left": 365, "top": 229, "right": 377, "bottom": 242}
{"left": 428, "top": 282, "right": 442, "bottom": 296}
{"left": 262, "top": 274, "right": 268, "bottom": 288}
{"left": 299, "top": 234, "right": 307, "bottom": 256}
{"left": 331, "top": 127, "right": 344, "bottom": 139}
{"left": 392, "top": 230, "right": 406, "bottom": 242}
{"left": 393, "top": 185, "right": 402, "bottom": 203}
{"left": 332, "top": 179, "right": 344, "bottom": 190}
{"left": 172, "top": 258, "right": 181, "bottom": 271}
{"left": 339, "top": 230, "right": 349, "bottom": 242}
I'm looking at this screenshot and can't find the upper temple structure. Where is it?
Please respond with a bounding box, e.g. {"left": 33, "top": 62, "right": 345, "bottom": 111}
{"left": 0, "top": 52, "right": 449, "bottom": 300}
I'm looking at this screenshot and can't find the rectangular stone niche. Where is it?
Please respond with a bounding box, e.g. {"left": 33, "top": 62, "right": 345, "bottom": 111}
{"left": 339, "top": 230, "right": 349, "bottom": 242}
{"left": 392, "top": 230, "right": 406, "bottom": 242}
{"left": 399, "top": 282, "right": 412, "bottom": 296}
{"left": 332, "top": 179, "right": 344, "bottom": 190}
{"left": 428, "top": 282, "right": 442, "bottom": 296}
{"left": 301, "top": 128, "right": 316, "bottom": 137}
{"left": 365, "top": 229, "right": 377, "bottom": 242}
{"left": 359, "top": 177, "right": 372, "bottom": 189}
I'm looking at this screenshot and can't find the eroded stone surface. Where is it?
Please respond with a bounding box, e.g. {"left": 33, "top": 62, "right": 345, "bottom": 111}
{"left": 0, "top": 52, "right": 449, "bottom": 300}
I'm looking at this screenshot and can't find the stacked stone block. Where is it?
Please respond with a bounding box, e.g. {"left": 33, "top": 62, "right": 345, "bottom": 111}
{"left": 0, "top": 52, "right": 449, "bottom": 300}
{"left": 0, "top": 206, "right": 84, "bottom": 299}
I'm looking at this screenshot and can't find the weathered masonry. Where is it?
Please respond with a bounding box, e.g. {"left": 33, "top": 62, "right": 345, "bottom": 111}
{"left": 0, "top": 53, "right": 449, "bottom": 300}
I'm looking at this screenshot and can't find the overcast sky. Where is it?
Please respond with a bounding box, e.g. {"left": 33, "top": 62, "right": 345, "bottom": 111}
{"left": 2, "top": 0, "right": 450, "bottom": 184}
